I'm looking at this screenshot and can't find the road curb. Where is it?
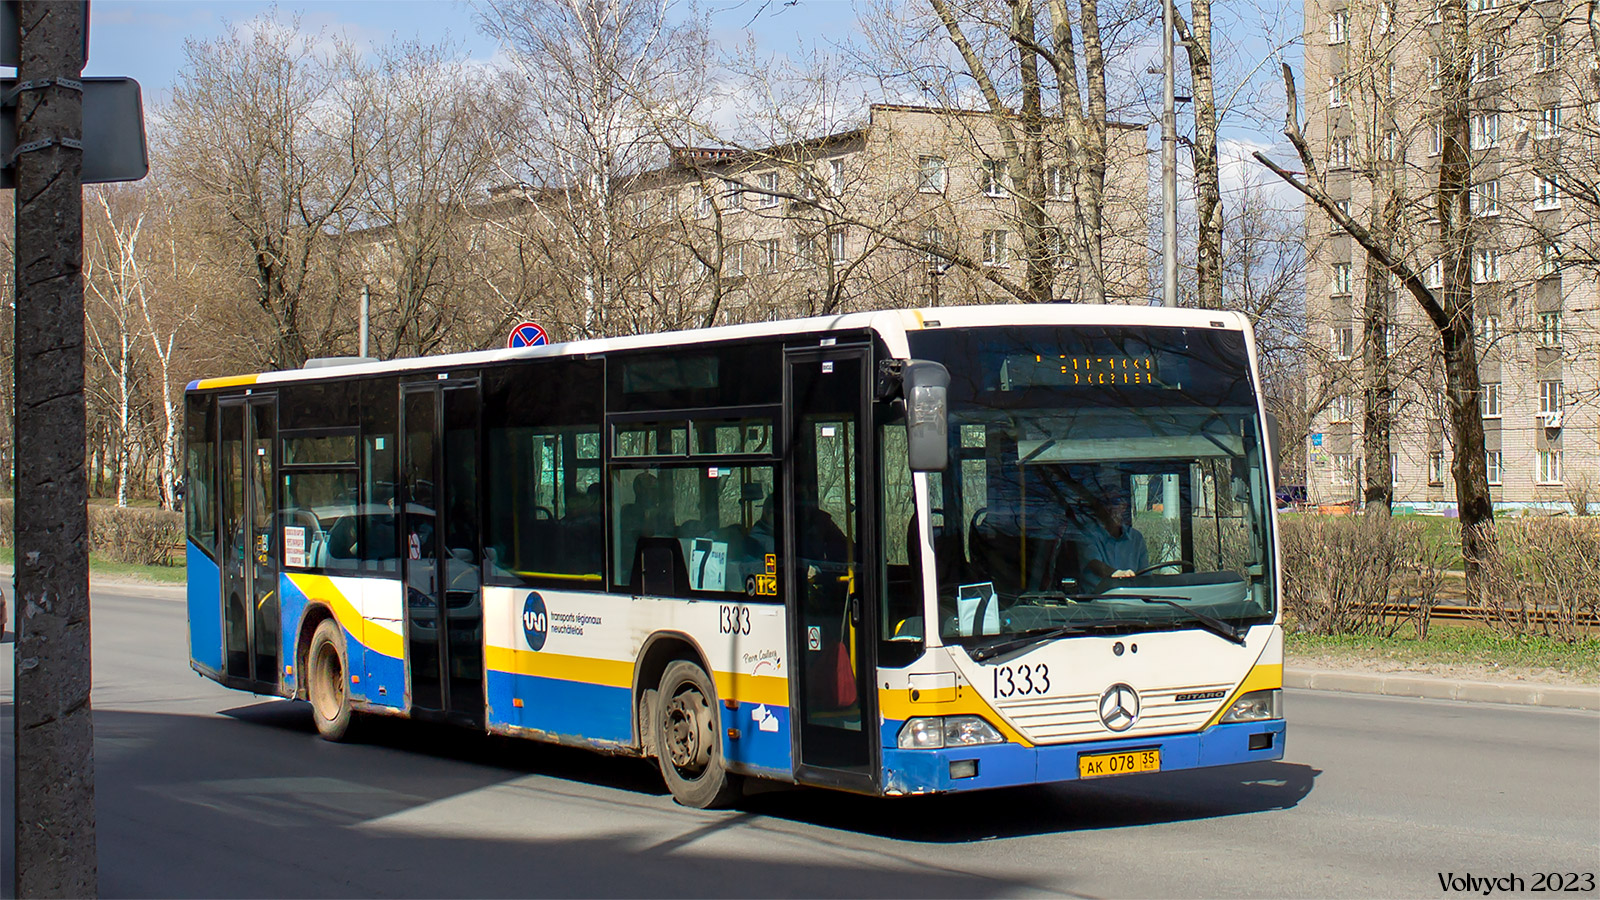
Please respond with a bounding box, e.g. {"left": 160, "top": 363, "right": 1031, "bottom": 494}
{"left": 1287, "top": 668, "right": 1600, "bottom": 711}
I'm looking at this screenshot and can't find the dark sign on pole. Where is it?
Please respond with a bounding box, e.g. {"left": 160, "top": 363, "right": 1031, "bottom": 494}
{"left": 0, "top": 75, "right": 147, "bottom": 188}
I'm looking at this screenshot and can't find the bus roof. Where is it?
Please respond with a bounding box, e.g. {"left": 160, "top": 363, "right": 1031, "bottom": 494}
{"left": 185, "top": 304, "right": 1251, "bottom": 393}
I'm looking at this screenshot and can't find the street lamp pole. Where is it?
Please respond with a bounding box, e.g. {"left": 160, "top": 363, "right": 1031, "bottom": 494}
{"left": 1161, "top": 0, "right": 1179, "bottom": 308}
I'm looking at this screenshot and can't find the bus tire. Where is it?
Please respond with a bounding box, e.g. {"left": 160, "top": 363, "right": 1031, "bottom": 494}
{"left": 655, "top": 660, "right": 741, "bottom": 809}
{"left": 308, "top": 618, "right": 356, "bottom": 742}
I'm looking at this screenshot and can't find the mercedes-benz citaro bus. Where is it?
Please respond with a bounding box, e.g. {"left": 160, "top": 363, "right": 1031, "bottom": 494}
{"left": 183, "top": 304, "right": 1285, "bottom": 808}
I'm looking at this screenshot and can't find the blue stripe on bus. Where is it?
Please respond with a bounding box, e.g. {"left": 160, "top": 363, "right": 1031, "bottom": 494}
{"left": 485, "top": 669, "right": 634, "bottom": 746}
{"left": 720, "top": 701, "right": 792, "bottom": 775}
{"left": 277, "top": 573, "right": 309, "bottom": 695}
{"left": 186, "top": 543, "right": 223, "bottom": 675}
{"left": 880, "top": 719, "right": 1286, "bottom": 794}
{"left": 362, "top": 641, "right": 405, "bottom": 709}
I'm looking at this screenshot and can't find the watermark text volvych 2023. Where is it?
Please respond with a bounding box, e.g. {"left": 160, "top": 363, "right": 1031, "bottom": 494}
{"left": 1438, "top": 872, "right": 1595, "bottom": 895}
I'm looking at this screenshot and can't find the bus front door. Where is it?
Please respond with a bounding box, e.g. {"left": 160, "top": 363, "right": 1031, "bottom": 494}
{"left": 218, "top": 395, "right": 281, "bottom": 691}
{"left": 784, "top": 347, "right": 877, "bottom": 791}
{"left": 400, "top": 382, "right": 484, "bottom": 726}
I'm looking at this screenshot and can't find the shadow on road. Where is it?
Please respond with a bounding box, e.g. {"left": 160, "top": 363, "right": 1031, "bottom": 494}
{"left": 220, "top": 697, "right": 1318, "bottom": 844}
{"left": 75, "top": 704, "right": 1034, "bottom": 898}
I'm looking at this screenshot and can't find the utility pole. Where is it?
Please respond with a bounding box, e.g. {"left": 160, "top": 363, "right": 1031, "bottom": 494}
{"left": 1161, "top": 0, "right": 1178, "bottom": 308}
{"left": 11, "top": 1, "right": 97, "bottom": 896}
{"left": 359, "top": 283, "right": 370, "bottom": 358}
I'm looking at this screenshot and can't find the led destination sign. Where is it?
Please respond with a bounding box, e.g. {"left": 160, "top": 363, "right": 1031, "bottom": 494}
{"left": 1002, "top": 352, "right": 1164, "bottom": 389}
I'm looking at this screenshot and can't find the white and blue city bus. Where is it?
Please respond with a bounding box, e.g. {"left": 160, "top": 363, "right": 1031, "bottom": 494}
{"left": 183, "top": 304, "right": 1285, "bottom": 807}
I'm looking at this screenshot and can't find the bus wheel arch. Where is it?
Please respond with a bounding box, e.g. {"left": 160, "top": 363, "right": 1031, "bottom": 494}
{"left": 632, "top": 632, "right": 712, "bottom": 759}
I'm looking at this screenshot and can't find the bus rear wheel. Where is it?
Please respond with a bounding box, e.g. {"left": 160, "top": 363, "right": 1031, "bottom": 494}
{"left": 655, "top": 660, "right": 741, "bottom": 809}
{"left": 308, "top": 618, "right": 356, "bottom": 742}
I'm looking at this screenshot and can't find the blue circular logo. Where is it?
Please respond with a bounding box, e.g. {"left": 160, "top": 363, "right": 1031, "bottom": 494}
{"left": 521, "top": 592, "right": 548, "bottom": 651}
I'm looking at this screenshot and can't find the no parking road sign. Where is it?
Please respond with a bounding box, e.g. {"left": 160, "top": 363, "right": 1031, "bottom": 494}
{"left": 508, "top": 321, "right": 548, "bottom": 349}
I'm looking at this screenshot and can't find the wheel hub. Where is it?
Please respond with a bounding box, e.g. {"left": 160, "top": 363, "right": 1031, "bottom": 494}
{"left": 664, "top": 688, "right": 711, "bottom": 774}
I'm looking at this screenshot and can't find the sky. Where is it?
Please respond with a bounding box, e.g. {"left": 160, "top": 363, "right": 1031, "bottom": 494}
{"left": 69, "top": 0, "right": 1301, "bottom": 213}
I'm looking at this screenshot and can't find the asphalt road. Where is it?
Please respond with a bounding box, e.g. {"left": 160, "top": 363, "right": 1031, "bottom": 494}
{"left": 2, "top": 585, "right": 1597, "bottom": 898}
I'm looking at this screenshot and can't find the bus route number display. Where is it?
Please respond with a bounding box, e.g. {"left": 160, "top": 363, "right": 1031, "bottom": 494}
{"left": 1054, "top": 354, "right": 1158, "bottom": 386}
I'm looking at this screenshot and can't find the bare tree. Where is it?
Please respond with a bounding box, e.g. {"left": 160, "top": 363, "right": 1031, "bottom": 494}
{"left": 162, "top": 16, "right": 365, "bottom": 369}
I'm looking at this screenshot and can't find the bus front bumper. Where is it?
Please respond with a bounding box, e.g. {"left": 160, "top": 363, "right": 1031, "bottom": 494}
{"left": 879, "top": 719, "right": 1285, "bottom": 795}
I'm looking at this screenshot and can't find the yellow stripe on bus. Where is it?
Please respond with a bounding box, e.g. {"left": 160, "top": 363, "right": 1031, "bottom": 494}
{"left": 1203, "top": 662, "right": 1283, "bottom": 729}
{"left": 195, "top": 374, "right": 260, "bottom": 390}
{"left": 286, "top": 573, "right": 405, "bottom": 660}
{"left": 483, "top": 645, "right": 789, "bottom": 707}
{"left": 878, "top": 685, "right": 1033, "bottom": 747}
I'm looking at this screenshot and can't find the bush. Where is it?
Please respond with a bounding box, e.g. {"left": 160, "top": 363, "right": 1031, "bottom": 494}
{"left": 0, "top": 500, "right": 184, "bottom": 566}
{"left": 1471, "top": 518, "right": 1600, "bottom": 644}
{"left": 1279, "top": 514, "right": 1451, "bottom": 637}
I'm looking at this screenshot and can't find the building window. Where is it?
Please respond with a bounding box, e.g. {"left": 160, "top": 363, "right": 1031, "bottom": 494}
{"left": 1329, "top": 76, "right": 1345, "bottom": 108}
{"left": 1481, "top": 382, "right": 1501, "bottom": 418}
{"left": 981, "top": 159, "right": 1008, "bottom": 197}
{"left": 758, "top": 237, "right": 781, "bottom": 272}
{"left": 1538, "top": 449, "right": 1563, "bottom": 484}
{"left": 1468, "top": 0, "right": 1498, "bottom": 10}
{"left": 1536, "top": 105, "right": 1562, "bottom": 140}
{"left": 1537, "top": 312, "right": 1563, "bottom": 347}
{"left": 1537, "top": 31, "right": 1559, "bottom": 71}
{"left": 1046, "top": 165, "right": 1069, "bottom": 200}
{"left": 1331, "top": 262, "right": 1352, "bottom": 294}
{"left": 1540, "top": 242, "right": 1561, "bottom": 278}
{"left": 1329, "top": 135, "right": 1352, "bottom": 169}
{"left": 1539, "top": 379, "right": 1563, "bottom": 415}
{"left": 1534, "top": 175, "right": 1560, "bottom": 210}
{"left": 1377, "top": 2, "right": 1393, "bottom": 33}
{"left": 793, "top": 234, "right": 818, "bottom": 269}
{"left": 1428, "top": 4, "right": 1442, "bottom": 24}
{"left": 755, "top": 171, "right": 780, "bottom": 208}
{"left": 828, "top": 159, "right": 845, "bottom": 195}
{"left": 1429, "top": 55, "right": 1442, "bottom": 89}
{"left": 1331, "top": 394, "right": 1355, "bottom": 423}
{"left": 1430, "top": 121, "right": 1444, "bottom": 156}
{"left": 982, "top": 229, "right": 1009, "bottom": 266}
{"left": 697, "top": 188, "right": 714, "bottom": 219}
{"left": 1480, "top": 314, "right": 1501, "bottom": 343}
{"left": 917, "top": 155, "right": 947, "bottom": 194}
{"left": 1332, "top": 453, "right": 1356, "bottom": 486}
{"left": 1471, "top": 180, "right": 1500, "bottom": 216}
{"left": 1470, "top": 112, "right": 1499, "bottom": 149}
{"left": 1426, "top": 258, "right": 1444, "bottom": 289}
{"left": 1486, "top": 451, "right": 1502, "bottom": 486}
{"left": 724, "top": 243, "right": 745, "bottom": 277}
{"left": 922, "top": 226, "right": 946, "bottom": 264}
{"left": 1333, "top": 324, "right": 1356, "bottom": 359}
{"left": 1381, "top": 129, "right": 1400, "bottom": 161}
{"left": 1329, "top": 9, "right": 1349, "bottom": 43}
{"left": 1471, "top": 44, "right": 1499, "bottom": 82}
{"left": 829, "top": 228, "right": 847, "bottom": 263}
{"left": 1428, "top": 452, "right": 1446, "bottom": 485}
{"left": 1472, "top": 248, "right": 1500, "bottom": 283}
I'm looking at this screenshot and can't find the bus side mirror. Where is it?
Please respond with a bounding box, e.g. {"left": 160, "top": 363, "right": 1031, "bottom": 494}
{"left": 1265, "top": 411, "right": 1282, "bottom": 487}
{"left": 904, "top": 360, "right": 950, "bottom": 472}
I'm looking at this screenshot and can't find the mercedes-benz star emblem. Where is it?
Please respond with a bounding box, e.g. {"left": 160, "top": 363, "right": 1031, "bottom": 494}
{"left": 1098, "top": 683, "right": 1141, "bottom": 732}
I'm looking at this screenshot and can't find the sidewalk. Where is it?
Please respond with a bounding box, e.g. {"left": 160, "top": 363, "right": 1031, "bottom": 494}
{"left": 1286, "top": 665, "right": 1600, "bottom": 711}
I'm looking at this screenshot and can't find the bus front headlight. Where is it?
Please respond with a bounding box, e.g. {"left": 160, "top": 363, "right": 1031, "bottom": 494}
{"left": 1219, "top": 688, "right": 1282, "bottom": 722}
{"left": 897, "top": 715, "right": 1005, "bottom": 749}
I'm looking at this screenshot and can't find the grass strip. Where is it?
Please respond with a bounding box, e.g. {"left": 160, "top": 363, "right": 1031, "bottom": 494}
{"left": 0, "top": 546, "right": 187, "bottom": 584}
{"left": 1287, "top": 622, "right": 1600, "bottom": 681}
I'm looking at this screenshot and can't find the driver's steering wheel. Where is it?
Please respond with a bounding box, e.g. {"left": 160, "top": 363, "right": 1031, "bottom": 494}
{"left": 1133, "top": 559, "right": 1195, "bottom": 577}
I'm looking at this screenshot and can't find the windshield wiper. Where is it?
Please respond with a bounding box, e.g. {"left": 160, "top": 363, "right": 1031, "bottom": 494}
{"left": 967, "top": 625, "right": 1088, "bottom": 662}
{"left": 1068, "top": 592, "right": 1248, "bottom": 646}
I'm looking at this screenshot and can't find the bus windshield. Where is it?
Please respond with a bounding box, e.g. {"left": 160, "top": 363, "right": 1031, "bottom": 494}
{"left": 907, "top": 324, "right": 1275, "bottom": 646}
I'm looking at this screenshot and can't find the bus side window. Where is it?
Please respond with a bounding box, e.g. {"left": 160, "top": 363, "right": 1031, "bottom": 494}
{"left": 185, "top": 394, "right": 218, "bottom": 556}
{"left": 611, "top": 465, "right": 778, "bottom": 599}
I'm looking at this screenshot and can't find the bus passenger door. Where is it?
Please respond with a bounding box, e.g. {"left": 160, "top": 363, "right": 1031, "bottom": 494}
{"left": 784, "top": 347, "right": 877, "bottom": 791}
{"left": 400, "top": 382, "right": 484, "bottom": 726}
{"left": 218, "top": 395, "right": 280, "bottom": 690}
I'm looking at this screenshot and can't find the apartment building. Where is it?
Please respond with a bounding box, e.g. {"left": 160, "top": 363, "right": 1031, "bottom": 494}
{"left": 608, "top": 104, "right": 1152, "bottom": 324}
{"left": 1302, "top": 0, "right": 1600, "bottom": 510}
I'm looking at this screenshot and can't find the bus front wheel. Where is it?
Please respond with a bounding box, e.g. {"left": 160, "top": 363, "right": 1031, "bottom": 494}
{"left": 308, "top": 618, "right": 355, "bottom": 742}
{"left": 655, "top": 660, "right": 741, "bottom": 809}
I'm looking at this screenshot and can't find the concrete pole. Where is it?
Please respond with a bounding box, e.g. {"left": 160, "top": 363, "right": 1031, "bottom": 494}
{"left": 11, "top": 2, "right": 97, "bottom": 896}
{"left": 1161, "top": 0, "right": 1179, "bottom": 308}
{"left": 359, "top": 283, "right": 370, "bottom": 358}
